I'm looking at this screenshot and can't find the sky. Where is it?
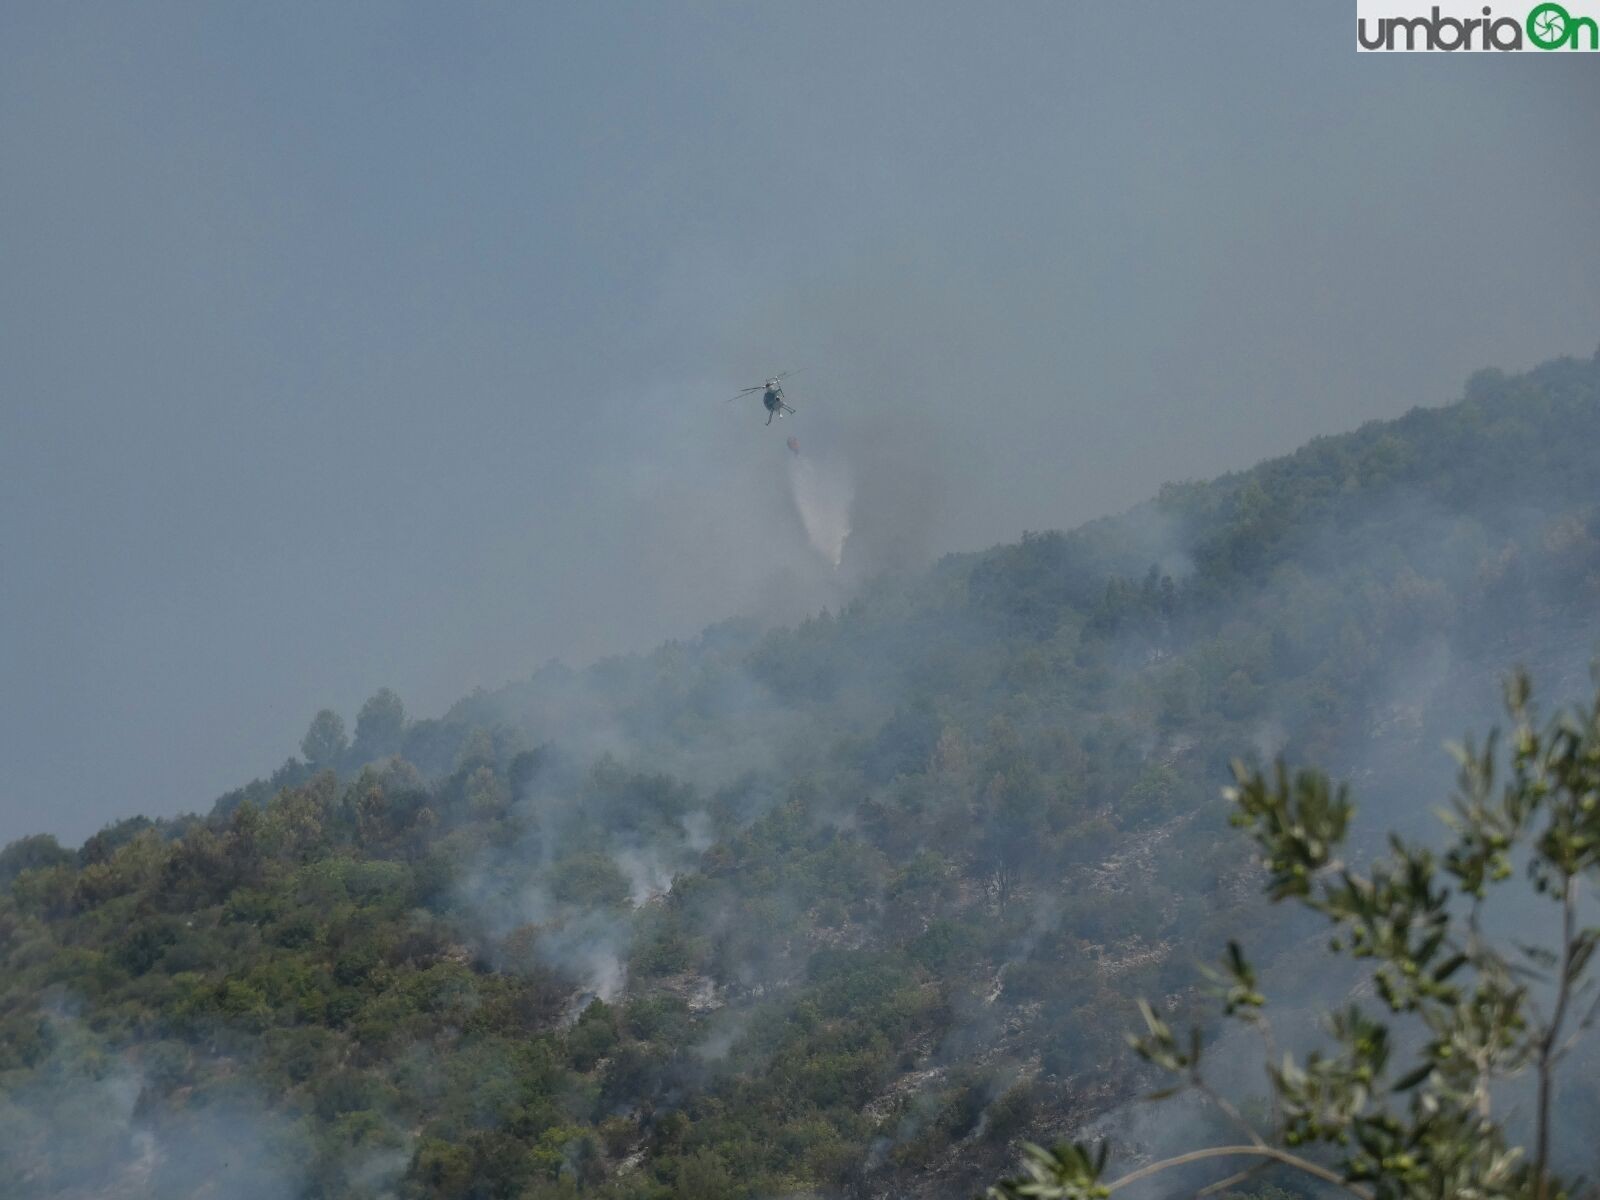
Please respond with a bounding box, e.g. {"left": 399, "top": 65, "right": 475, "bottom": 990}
{"left": 1, "top": 1, "right": 1597, "bottom": 845}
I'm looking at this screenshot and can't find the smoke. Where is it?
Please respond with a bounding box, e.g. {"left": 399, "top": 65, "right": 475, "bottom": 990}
{"left": 788, "top": 452, "right": 854, "bottom": 568}
{"left": 45, "top": 353, "right": 1584, "bottom": 1195}
{"left": 615, "top": 844, "right": 678, "bottom": 905}
{"left": 538, "top": 911, "right": 632, "bottom": 1010}
{"left": 0, "top": 1009, "right": 344, "bottom": 1200}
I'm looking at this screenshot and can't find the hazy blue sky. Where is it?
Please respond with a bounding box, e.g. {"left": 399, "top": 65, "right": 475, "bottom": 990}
{"left": 2, "top": 2, "right": 1597, "bottom": 844}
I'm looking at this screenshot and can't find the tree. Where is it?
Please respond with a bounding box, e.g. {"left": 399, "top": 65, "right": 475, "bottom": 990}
{"left": 0, "top": 833, "right": 73, "bottom": 886}
{"left": 300, "top": 709, "right": 348, "bottom": 769}
{"left": 989, "top": 670, "right": 1600, "bottom": 1200}
{"left": 352, "top": 688, "right": 406, "bottom": 761}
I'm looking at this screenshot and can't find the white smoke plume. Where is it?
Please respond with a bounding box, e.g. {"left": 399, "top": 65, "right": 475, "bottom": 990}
{"left": 537, "top": 910, "right": 632, "bottom": 1008}
{"left": 615, "top": 844, "right": 677, "bottom": 905}
{"left": 787, "top": 452, "right": 853, "bottom": 568}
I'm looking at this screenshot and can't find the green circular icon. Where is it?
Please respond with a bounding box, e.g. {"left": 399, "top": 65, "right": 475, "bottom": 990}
{"left": 1527, "top": 1, "right": 1571, "bottom": 48}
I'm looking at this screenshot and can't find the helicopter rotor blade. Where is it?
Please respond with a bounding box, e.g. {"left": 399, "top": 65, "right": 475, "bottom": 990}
{"left": 726, "top": 385, "right": 764, "bottom": 401}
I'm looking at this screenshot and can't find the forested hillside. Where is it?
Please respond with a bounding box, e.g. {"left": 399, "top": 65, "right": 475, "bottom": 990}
{"left": 4, "top": 350, "right": 1599, "bottom": 1200}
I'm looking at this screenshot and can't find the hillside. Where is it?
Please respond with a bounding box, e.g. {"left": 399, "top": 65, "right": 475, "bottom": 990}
{"left": 3, "top": 349, "right": 1600, "bottom": 1200}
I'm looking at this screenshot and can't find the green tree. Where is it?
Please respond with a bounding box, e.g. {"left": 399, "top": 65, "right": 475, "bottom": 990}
{"left": 990, "top": 670, "right": 1600, "bottom": 1200}
{"left": 352, "top": 687, "right": 406, "bottom": 760}
{"left": 0, "top": 833, "right": 73, "bottom": 886}
{"left": 301, "top": 708, "right": 349, "bottom": 769}
{"left": 548, "top": 852, "right": 631, "bottom": 908}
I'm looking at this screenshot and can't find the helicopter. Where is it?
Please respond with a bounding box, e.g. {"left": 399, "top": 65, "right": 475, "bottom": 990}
{"left": 727, "top": 369, "right": 802, "bottom": 425}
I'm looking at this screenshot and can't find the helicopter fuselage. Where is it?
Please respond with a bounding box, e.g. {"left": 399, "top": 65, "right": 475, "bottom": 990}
{"left": 730, "top": 376, "right": 796, "bottom": 424}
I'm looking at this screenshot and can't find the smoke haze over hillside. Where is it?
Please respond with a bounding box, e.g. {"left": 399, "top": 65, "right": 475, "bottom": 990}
{"left": 4, "top": 351, "right": 1600, "bottom": 1197}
